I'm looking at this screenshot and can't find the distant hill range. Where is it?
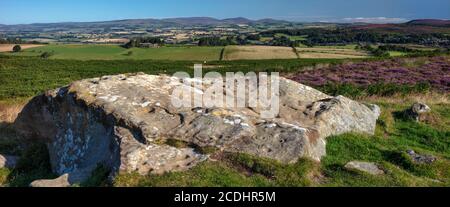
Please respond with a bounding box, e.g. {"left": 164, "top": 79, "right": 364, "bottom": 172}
{"left": 406, "top": 19, "right": 450, "bottom": 27}
{"left": 349, "top": 19, "right": 450, "bottom": 34}
{"left": 0, "top": 17, "right": 291, "bottom": 32}
{"left": 0, "top": 17, "right": 449, "bottom": 33}
{"left": 157, "top": 17, "right": 290, "bottom": 25}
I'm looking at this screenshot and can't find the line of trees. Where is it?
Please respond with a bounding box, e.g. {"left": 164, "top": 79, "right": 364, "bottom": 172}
{"left": 197, "top": 36, "right": 235, "bottom": 46}
{"left": 376, "top": 45, "right": 418, "bottom": 53}
{"left": 0, "top": 37, "right": 43, "bottom": 44}
{"left": 357, "top": 44, "right": 390, "bottom": 57}
{"left": 12, "top": 45, "right": 21, "bottom": 53}
{"left": 262, "top": 28, "right": 450, "bottom": 47}
{"left": 197, "top": 34, "right": 301, "bottom": 47}
{"left": 356, "top": 44, "right": 449, "bottom": 57}
{"left": 123, "top": 37, "right": 163, "bottom": 48}
{"left": 269, "top": 36, "right": 301, "bottom": 47}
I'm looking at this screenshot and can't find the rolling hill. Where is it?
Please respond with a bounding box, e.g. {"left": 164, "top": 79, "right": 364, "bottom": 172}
{"left": 0, "top": 17, "right": 290, "bottom": 32}
{"left": 350, "top": 19, "right": 450, "bottom": 34}
{"left": 1, "top": 17, "right": 449, "bottom": 34}
{"left": 406, "top": 19, "right": 450, "bottom": 27}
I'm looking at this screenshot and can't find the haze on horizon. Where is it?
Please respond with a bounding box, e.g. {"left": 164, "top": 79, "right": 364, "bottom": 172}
{"left": 1, "top": 0, "right": 450, "bottom": 25}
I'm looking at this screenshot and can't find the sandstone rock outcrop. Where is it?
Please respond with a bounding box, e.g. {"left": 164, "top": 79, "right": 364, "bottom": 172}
{"left": 15, "top": 73, "right": 380, "bottom": 185}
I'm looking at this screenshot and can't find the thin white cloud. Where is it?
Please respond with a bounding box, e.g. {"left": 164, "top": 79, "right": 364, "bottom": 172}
{"left": 341, "top": 17, "right": 408, "bottom": 24}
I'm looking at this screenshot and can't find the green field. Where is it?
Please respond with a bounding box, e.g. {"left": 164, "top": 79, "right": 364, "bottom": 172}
{"left": 389, "top": 51, "right": 407, "bottom": 57}
{"left": 274, "top": 33, "right": 308, "bottom": 41}
{"left": 220, "top": 45, "right": 372, "bottom": 60}
{"left": 296, "top": 49, "right": 369, "bottom": 59}
{"left": 313, "top": 44, "right": 359, "bottom": 49}
{"left": 0, "top": 55, "right": 348, "bottom": 100}
{"left": 7, "top": 44, "right": 223, "bottom": 61}
{"left": 223, "top": 45, "right": 299, "bottom": 60}
{"left": 4, "top": 44, "right": 376, "bottom": 61}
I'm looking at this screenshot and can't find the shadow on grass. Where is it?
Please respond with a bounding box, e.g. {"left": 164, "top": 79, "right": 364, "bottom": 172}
{"left": 0, "top": 121, "right": 57, "bottom": 187}
{"left": 392, "top": 110, "right": 413, "bottom": 122}
{"left": 6, "top": 142, "right": 56, "bottom": 187}
{"left": 382, "top": 150, "right": 439, "bottom": 179}
{"left": 79, "top": 165, "right": 111, "bottom": 187}
{"left": 0, "top": 122, "right": 23, "bottom": 155}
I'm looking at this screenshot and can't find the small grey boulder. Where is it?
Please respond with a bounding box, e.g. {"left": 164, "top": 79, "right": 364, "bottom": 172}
{"left": 344, "top": 161, "right": 384, "bottom": 175}
{"left": 406, "top": 150, "right": 437, "bottom": 164}
{"left": 30, "top": 174, "right": 71, "bottom": 187}
{"left": 408, "top": 102, "right": 431, "bottom": 122}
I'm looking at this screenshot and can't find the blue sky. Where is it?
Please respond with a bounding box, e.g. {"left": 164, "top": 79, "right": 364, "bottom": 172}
{"left": 1, "top": 0, "right": 449, "bottom": 24}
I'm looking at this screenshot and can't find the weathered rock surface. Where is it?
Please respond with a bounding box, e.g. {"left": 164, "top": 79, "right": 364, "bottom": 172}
{"left": 344, "top": 161, "right": 384, "bottom": 175}
{"left": 30, "top": 174, "right": 71, "bottom": 187}
{"left": 408, "top": 102, "right": 431, "bottom": 122}
{"left": 0, "top": 154, "right": 19, "bottom": 169}
{"left": 15, "top": 73, "right": 380, "bottom": 185}
{"left": 406, "top": 150, "right": 437, "bottom": 164}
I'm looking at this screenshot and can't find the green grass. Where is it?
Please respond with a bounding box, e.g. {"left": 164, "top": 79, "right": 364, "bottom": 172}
{"left": 114, "top": 154, "right": 318, "bottom": 187}
{"left": 389, "top": 51, "right": 407, "bottom": 57}
{"left": 301, "top": 44, "right": 359, "bottom": 49}
{"left": 115, "top": 162, "right": 270, "bottom": 187}
{"left": 0, "top": 142, "right": 57, "bottom": 187}
{"left": 0, "top": 168, "right": 9, "bottom": 186}
{"left": 322, "top": 102, "right": 450, "bottom": 186}
{"left": 295, "top": 45, "right": 370, "bottom": 59}
{"left": 274, "top": 33, "right": 308, "bottom": 41}
{"left": 6, "top": 44, "right": 224, "bottom": 61}
{"left": 0, "top": 55, "right": 345, "bottom": 100}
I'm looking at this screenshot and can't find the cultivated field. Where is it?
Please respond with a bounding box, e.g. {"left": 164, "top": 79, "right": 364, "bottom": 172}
{"left": 296, "top": 47, "right": 370, "bottom": 59}
{"left": 4, "top": 43, "right": 438, "bottom": 61}
{"left": 223, "top": 45, "right": 298, "bottom": 60}
{"left": 0, "top": 44, "right": 44, "bottom": 52}
{"left": 222, "top": 45, "right": 370, "bottom": 60}
{"left": 6, "top": 44, "right": 223, "bottom": 61}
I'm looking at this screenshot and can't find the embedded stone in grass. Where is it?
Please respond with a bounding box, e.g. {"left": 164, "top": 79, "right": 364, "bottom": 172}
{"left": 0, "top": 154, "right": 19, "bottom": 169}
{"left": 406, "top": 150, "right": 437, "bottom": 164}
{"left": 30, "top": 174, "right": 71, "bottom": 187}
{"left": 409, "top": 102, "right": 431, "bottom": 122}
{"left": 344, "top": 161, "right": 384, "bottom": 175}
{"left": 411, "top": 103, "right": 431, "bottom": 114}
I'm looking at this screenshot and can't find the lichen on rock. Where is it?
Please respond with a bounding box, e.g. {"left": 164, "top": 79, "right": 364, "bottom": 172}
{"left": 15, "top": 73, "right": 380, "bottom": 185}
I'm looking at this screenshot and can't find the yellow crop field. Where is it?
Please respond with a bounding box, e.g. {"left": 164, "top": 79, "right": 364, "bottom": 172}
{"left": 223, "top": 45, "right": 298, "bottom": 60}
{"left": 0, "top": 44, "right": 44, "bottom": 52}
{"left": 296, "top": 47, "right": 369, "bottom": 59}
